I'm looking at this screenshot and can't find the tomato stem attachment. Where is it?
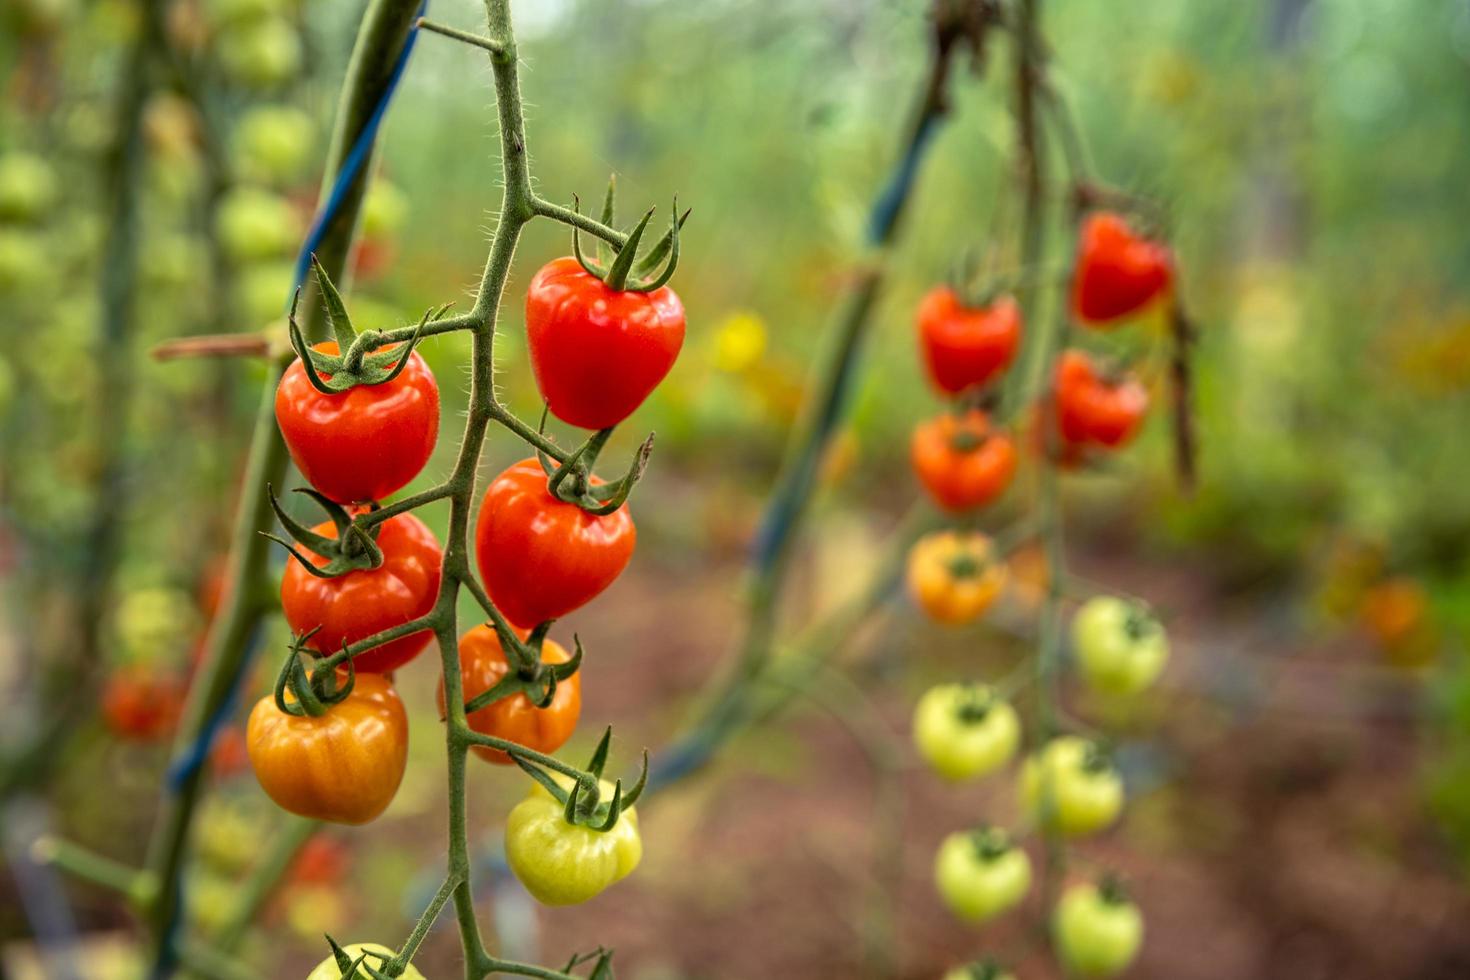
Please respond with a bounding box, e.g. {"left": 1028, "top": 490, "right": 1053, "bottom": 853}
{"left": 263, "top": 485, "right": 385, "bottom": 577}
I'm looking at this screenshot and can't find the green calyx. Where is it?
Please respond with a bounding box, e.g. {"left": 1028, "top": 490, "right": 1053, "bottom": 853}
{"left": 324, "top": 935, "right": 400, "bottom": 980}
{"left": 1080, "top": 739, "right": 1115, "bottom": 776}
{"left": 1123, "top": 602, "right": 1160, "bottom": 641}
{"left": 571, "top": 174, "right": 689, "bottom": 292}
{"left": 964, "top": 959, "right": 1009, "bottom": 980}
{"left": 967, "top": 826, "right": 1013, "bottom": 862}
{"left": 1096, "top": 871, "right": 1131, "bottom": 906}
{"left": 561, "top": 946, "right": 616, "bottom": 980}
{"left": 274, "top": 629, "right": 356, "bottom": 719}
{"left": 954, "top": 685, "right": 994, "bottom": 723}
{"left": 462, "top": 622, "right": 585, "bottom": 713}
{"left": 263, "top": 485, "right": 383, "bottom": 578}
{"left": 536, "top": 411, "right": 656, "bottom": 516}
{"left": 511, "top": 727, "right": 650, "bottom": 833}
{"left": 288, "top": 255, "right": 452, "bottom": 394}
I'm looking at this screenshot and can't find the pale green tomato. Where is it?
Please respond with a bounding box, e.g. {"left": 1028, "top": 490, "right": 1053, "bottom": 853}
{"left": 233, "top": 104, "right": 316, "bottom": 185}
{"left": 218, "top": 17, "right": 302, "bottom": 89}
{"left": 0, "top": 153, "right": 59, "bottom": 223}
{"left": 943, "top": 964, "right": 1016, "bottom": 980}
{"left": 206, "top": 0, "right": 292, "bottom": 28}
{"left": 504, "top": 776, "right": 642, "bottom": 906}
{"left": 240, "top": 260, "right": 296, "bottom": 326}
{"left": 1053, "top": 883, "right": 1143, "bottom": 978}
{"left": 1072, "top": 597, "right": 1169, "bottom": 696}
{"left": 306, "top": 943, "right": 425, "bottom": 980}
{"left": 114, "top": 587, "right": 199, "bottom": 660}
{"left": 216, "top": 186, "right": 299, "bottom": 263}
{"left": 933, "top": 829, "right": 1031, "bottom": 923}
{"left": 913, "top": 683, "right": 1019, "bottom": 781}
{"left": 0, "top": 231, "right": 53, "bottom": 297}
{"left": 361, "top": 180, "right": 408, "bottom": 239}
{"left": 143, "top": 233, "right": 206, "bottom": 289}
{"left": 1020, "top": 736, "right": 1123, "bottom": 838}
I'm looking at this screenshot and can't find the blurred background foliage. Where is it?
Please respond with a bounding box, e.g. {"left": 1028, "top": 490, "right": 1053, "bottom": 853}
{"left": 3, "top": 0, "right": 1470, "bottom": 974}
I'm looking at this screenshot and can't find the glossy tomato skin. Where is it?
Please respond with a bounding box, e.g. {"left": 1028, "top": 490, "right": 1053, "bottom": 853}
{"left": 526, "top": 256, "right": 685, "bottom": 430}
{"left": 1072, "top": 597, "right": 1169, "bottom": 696}
{"left": 246, "top": 673, "right": 408, "bottom": 825}
{"left": 437, "top": 625, "right": 582, "bottom": 764}
{"left": 916, "top": 287, "right": 1022, "bottom": 395}
{"left": 934, "top": 831, "right": 1032, "bottom": 923}
{"left": 912, "top": 683, "right": 1020, "bottom": 781}
{"left": 907, "top": 531, "right": 1008, "bottom": 626}
{"left": 1053, "top": 883, "right": 1144, "bottom": 978}
{"left": 275, "top": 340, "right": 440, "bottom": 504}
{"left": 306, "top": 943, "right": 425, "bottom": 980}
{"left": 474, "top": 458, "right": 635, "bottom": 628}
{"left": 1020, "top": 736, "right": 1124, "bottom": 838}
{"left": 1072, "top": 211, "right": 1173, "bottom": 326}
{"left": 504, "top": 776, "right": 642, "bottom": 905}
{"left": 911, "top": 410, "right": 1018, "bottom": 512}
{"left": 280, "top": 512, "right": 442, "bottom": 673}
{"left": 1055, "top": 350, "right": 1148, "bottom": 449}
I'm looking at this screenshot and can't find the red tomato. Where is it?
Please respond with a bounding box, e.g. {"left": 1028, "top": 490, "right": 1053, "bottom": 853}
{"left": 437, "top": 625, "right": 582, "bottom": 764}
{"left": 474, "top": 458, "right": 635, "bottom": 628}
{"left": 916, "top": 287, "right": 1021, "bottom": 395}
{"left": 1055, "top": 350, "right": 1149, "bottom": 449}
{"left": 1071, "top": 212, "right": 1173, "bottom": 325}
{"left": 910, "top": 410, "right": 1018, "bottom": 512}
{"left": 275, "top": 340, "right": 440, "bottom": 504}
{"left": 288, "top": 835, "right": 351, "bottom": 887}
{"left": 280, "top": 512, "right": 442, "bottom": 673}
{"left": 209, "top": 725, "right": 251, "bottom": 778}
{"left": 351, "top": 236, "right": 396, "bottom": 282}
{"left": 101, "top": 668, "right": 185, "bottom": 741}
{"left": 525, "top": 256, "right": 685, "bottom": 430}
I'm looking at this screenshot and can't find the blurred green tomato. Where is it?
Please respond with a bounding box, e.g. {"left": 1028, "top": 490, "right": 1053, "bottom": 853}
{"left": 218, "top": 17, "right": 302, "bottom": 89}
{"left": 360, "top": 180, "right": 408, "bottom": 239}
{"left": 1019, "top": 736, "right": 1123, "bottom": 838}
{"left": 912, "top": 683, "right": 1019, "bottom": 781}
{"left": 216, "top": 187, "right": 299, "bottom": 263}
{"left": 239, "top": 260, "right": 295, "bottom": 326}
{"left": 943, "top": 964, "right": 1015, "bottom": 980}
{"left": 189, "top": 872, "right": 237, "bottom": 937}
{"left": 306, "top": 943, "right": 424, "bottom": 980}
{"left": 5, "top": 0, "right": 77, "bottom": 37}
{"left": 114, "top": 586, "right": 199, "bottom": 660}
{"left": 1071, "top": 597, "right": 1170, "bottom": 697}
{"left": 196, "top": 799, "right": 267, "bottom": 874}
{"left": 0, "top": 231, "right": 55, "bottom": 296}
{"left": 143, "top": 233, "right": 206, "bottom": 289}
{"left": 205, "top": 0, "right": 292, "bottom": 27}
{"left": 1053, "top": 882, "right": 1143, "bottom": 978}
{"left": 233, "top": 105, "right": 316, "bottom": 185}
{"left": 64, "top": 103, "right": 114, "bottom": 154}
{"left": 0, "top": 154, "right": 59, "bottom": 223}
{"left": 933, "top": 829, "right": 1031, "bottom": 923}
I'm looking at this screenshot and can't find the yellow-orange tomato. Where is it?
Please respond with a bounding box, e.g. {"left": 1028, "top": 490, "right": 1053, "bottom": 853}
{"left": 246, "top": 673, "right": 407, "bottom": 825}
{"left": 907, "top": 531, "right": 1007, "bottom": 625}
{"left": 1360, "top": 577, "right": 1437, "bottom": 668}
{"left": 911, "top": 410, "right": 1018, "bottom": 513}
{"left": 437, "top": 625, "right": 581, "bottom": 765}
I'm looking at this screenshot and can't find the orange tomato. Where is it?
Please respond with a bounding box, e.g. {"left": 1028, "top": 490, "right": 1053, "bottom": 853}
{"left": 911, "top": 410, "right": 1018, "bottom": 513}
{"left": 907, "top": 531, "right": 1008, "bottom": 625}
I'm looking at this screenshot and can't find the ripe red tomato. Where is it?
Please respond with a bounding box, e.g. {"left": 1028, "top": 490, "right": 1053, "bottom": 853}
{"left": 474, "top": 458, "right": 635, "bottom": 628}
{"left": 916, "top": 287, "right": 1021, "bottom": 395}
{"left": 101, "top": 667, "right": 185, "bottom": 741}
{"left": 1055, "top": 350, "right": 1149, "bottom": 449}
{"left": 525, "top": 256, "right": 685, "bottom": 430}
{"left": 288, "top": 835, "right": 350, "bottom": 887}
{"left": 1071, "top": 211, "right": 1173, "bottom": 326}
{"left": 437, "top": 624, "right": 582, "bottom": 764}
{"left": 910, "top": 410, "right": 1018, "bottom": 512}
{"left": 275, "top": 340, "right": 440, "bottom": 504}
{"left": 280, "top": 512, "right": 442, "bottom": 673}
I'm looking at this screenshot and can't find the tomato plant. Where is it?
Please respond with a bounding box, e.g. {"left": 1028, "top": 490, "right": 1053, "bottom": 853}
{"left": 1020, "top": 736, "right": 1124, "bottom": 838}
{"left": 1071, "top": 211, "right": 1173, "bottom": 326}
{"left": 307, "top": 943, "right": 425, "bottom": 980}
{"left": 915, "top": 286, "right": 1022, "bottom": 396}
{"left": 913, "top": 682, "right": 1020, "bottom": 780}
{"left": 934, "top": 828, "right": 1032, "bottom": 923}
{"left": 438, "top": 624, "right": 582, "bottom": 764}
{"left": 474, "top": 457, "right": 635, "bottom": 628}
{"left": 526, "top": 255, "right": 686, "bottom": 430}
{"left": 275, "top": 340, "right": 440, "bottom": 505}
{"left": 1055, "top": 349, "right": 1149, "bottom": 450}
{"left": 246, "top": 672, "right": 408, "bottom": 825}
{"left": 504, "top": 775, "right": 643, "bottom": 906}
{"left": 1053, "top": 881, "right": 1144, "bottom": 978}
{"left": 279, "top": 511, "right": 441, "bottom": 673}
{"left": 911, "top": 409, "right": 1018, "bottom": 512}
{"left": 1072, "top": 596, "right": 1170, "bottom": 696}
{"left": 907, "top": 530, "right": 1008, "bottom": 626}
{"left": 100, "top": 667, "right": 184, "bottom": 741}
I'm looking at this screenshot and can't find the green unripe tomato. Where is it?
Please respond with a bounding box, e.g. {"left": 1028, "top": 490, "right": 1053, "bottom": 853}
{"left": 1053, "top": 882, "right": 1143, "bottom": 978}
{"left": 306, "top": 943, "right": 425, "bottom": 980}
{"left": 943, "top": 964, "right": 1016, "bottom": 980}
{"left": 933, "top": 829, "right": 1031, "bottom": 923}
{"left": 0, "top": 153, "right": 59, "bottom": 224}
{"left": 1072, "top": 597, "right": 1169, "bottom": 696}
{"left": 1020, "top": 736, "right": 1123, "bottom": 838}
{"left": 239, "top": 260, "right": 295, "bottom": 326}
{"left": 0, "top": 230, "right": 54, "bottom": 296}
{"left": 504, "top": 776, "right": 642, "bottom": 906}
{"left": 218, "top": 17, "right": 302, "bottom": 89}
{"left": 206, "top": 0, "right": 292, "bottom": 28}
{"left": 216, "top": 186, "right": 299, "bottom": 263}
{"left": 233, "top": 104, "right": 316, "bottom": 185}
{"left": 913, "top": 683, "right": 1019, "bottom": 781}
{"left": 361, "top": 179, "right": 408, "bottom": 239}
